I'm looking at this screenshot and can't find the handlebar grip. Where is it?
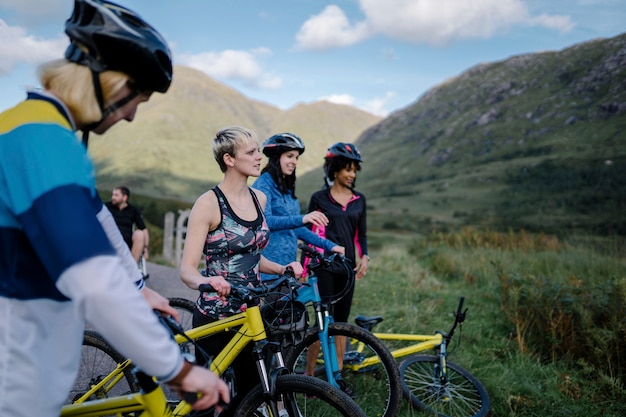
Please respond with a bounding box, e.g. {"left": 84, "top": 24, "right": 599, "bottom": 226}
{"left": 298, "top": 243, "right": 318, "bottom": 256}
{"left": 198, "top": 283, "right": 215, "bottom": 293}
{"left": 457, "top": 296, "right": 465, "bottom": 314}
{"left": 182, "top": 391, "right": 199, "bottom": 404}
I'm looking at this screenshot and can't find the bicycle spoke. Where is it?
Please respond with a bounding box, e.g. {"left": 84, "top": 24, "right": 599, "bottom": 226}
{"left": 399, "top": 355, "right": 490, "bottom": 417}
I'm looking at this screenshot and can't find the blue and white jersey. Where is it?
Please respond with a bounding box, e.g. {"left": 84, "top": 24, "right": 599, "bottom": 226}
{"left": 0, "top": 92, "right": 182, "bottom": 417}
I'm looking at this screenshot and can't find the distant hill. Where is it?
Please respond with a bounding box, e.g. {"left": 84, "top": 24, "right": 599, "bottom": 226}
{"left": 93, "top": 33, "right": 626, "bottom": 238}
{"left": 89, "top": 65, "right": 382, "bottom": 202}
{"left": 298, "top": 32, "right": 626, "bottom": 236}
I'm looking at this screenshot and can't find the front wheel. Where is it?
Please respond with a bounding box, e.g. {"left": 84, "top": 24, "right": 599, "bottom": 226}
{"left": 68, "top": 331, "right": 138, "bottom": 404}
{"left": 235, "top": 374, "right": 366, "bottom": 417}
{"left": 399, "top": 354, "right": 490, "bottom": 417}
{"left": 283, "top": 322, "right": 402, "bottom": 417}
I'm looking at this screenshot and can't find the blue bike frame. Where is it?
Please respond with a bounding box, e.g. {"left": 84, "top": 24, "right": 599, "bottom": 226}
{"left": 284, "top": 274, "right": 343, "bottom": 389}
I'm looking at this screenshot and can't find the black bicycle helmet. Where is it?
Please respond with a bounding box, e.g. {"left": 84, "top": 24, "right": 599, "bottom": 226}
{"left": 262, "top": 132, "right": 306, "bottom": 157}
{"left": 64, "top": 0, "right": 172, "bottom": 93}
{"left": 325, "top": 142, "right": 362, "bottom": 162}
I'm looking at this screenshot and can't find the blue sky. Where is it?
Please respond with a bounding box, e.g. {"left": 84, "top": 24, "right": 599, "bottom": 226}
{"left": 0, "top": 0, "right": 624, "bottom": 117}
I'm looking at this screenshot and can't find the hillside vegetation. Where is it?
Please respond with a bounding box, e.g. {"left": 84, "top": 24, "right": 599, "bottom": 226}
{"left": 360, "top": 229, "right": 626, "bottom": 417}
{"left": 298, "top": 32, "right": 626, "bottom": 237}
{"left": 89, "top": 66, "right": 381, "bottom": 202}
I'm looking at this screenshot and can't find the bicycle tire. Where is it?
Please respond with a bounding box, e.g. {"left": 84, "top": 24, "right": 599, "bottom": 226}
{"left": 399, "top": 354, "right": 490, "bottom": 417}
{"left": 163, "top": 297, "right": 198, "bottom": 406}
{"left": 284, "top": 322, "right": 403, "bottom": 417}
{"left": 168, "top": 297, "right": 196, "bottom": 332}
{"left": 234, "top": 373, "right": 367, "bottom": 417}
{"left": 68, "top": 330, "right": 138, "bottom": 404}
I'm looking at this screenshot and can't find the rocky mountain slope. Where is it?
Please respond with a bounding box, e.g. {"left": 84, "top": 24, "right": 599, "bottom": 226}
{"left": 298, "top": 32, "right": 626, "bottom": 236}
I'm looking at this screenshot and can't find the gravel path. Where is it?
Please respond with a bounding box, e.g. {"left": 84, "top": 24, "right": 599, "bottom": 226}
{"left": 144, "top": 261, "right": 197, "bottom": 301}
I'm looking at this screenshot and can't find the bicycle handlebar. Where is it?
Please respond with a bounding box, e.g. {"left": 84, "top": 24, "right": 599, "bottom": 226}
{"left": 456, "top": 296, "right": 466, "bottom": 317}
{"left": 298, "top": 243, "right": 351, "bottom": 269}
{"left": 197, "top": 270, "right": 299, "bottom": 303}
{"left": 440, "top": 296, "right": 468, "bottom": 339}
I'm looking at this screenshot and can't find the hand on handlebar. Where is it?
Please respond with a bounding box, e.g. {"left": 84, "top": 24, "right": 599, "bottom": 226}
{"left": 142, "top": 286, "right": 180, "bottom": 321}
{"left": 202, "top": 275, "right": 230, "bottom": 301}
{"left": 285, "top": 261, "right": 303, "bottom": 278}
{"left": 176, "top": 366, "right": 230, "bottom": 411}
{"left": 331, "top": 245, "right": 345, "bottom": 255}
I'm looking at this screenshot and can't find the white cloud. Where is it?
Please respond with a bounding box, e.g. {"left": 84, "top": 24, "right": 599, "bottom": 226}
{"left": 318, "top": 93, "right": 356, "bottom": 106}
{"left": 177, "top": 48, "right": 282, "bottom": 90}
{"left": 0, "top": 19, "right": 66, "bottom": 75}
{"left": 528, "top": 14, "right": 575, "bottom": 33}
{"left": 318, "top": 91, "right": 396, "bottom": 117}
{"left": 295, "top": 5, "right": 370, "bottom": 50}
{"left": 296, "top": 0, "right": 575, "bottom": 49}
{"left": 363, "top": 91, "right": 396, "bottom": 117}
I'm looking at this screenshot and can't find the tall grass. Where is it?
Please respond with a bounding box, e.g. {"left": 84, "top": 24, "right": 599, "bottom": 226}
{"left": 355, "top": 228, "right": 626, "bottom": 417}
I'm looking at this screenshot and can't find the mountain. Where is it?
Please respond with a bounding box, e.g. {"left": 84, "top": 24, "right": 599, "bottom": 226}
{"left": 88, "top": 66, "right": 382, "bottom": 202}
{"left": 297, "top": 33, "right": 626, "bottom": 236}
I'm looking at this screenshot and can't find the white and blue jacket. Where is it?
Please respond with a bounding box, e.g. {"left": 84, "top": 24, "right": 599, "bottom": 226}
{"left": 0, "top": 92, "right": 183, "bottom": 417}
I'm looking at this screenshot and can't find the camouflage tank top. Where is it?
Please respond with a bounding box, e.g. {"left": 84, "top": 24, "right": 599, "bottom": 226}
{"left": 196, "top": 186, "right": 270, "bottom": 320}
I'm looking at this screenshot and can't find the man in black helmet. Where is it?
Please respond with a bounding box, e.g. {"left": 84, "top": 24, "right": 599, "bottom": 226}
{"left": 0, "top": 1, "right": 228, "bottom": 416}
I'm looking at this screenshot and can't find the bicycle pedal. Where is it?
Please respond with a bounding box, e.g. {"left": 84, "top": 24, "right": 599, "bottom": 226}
{"left": 337, "top": 379, "right": 358, "bottom": 399}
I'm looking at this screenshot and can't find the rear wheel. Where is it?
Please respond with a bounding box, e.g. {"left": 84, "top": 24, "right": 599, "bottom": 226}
{"left": 235, "top": 374, "right": 367, "bottom": 417}
{"left": 284, "top": 322, "right": 402, "bottom": 417}
{"left": 69, "top": 330, "right": 137, "bottom": 404}
{"left": 399, "top": 354, "right": 490, "bottom": 417}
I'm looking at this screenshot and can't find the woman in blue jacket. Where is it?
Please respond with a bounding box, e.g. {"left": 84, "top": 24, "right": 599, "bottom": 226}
{"left": 252, "top": 133, "right": 344, "bottom": 282}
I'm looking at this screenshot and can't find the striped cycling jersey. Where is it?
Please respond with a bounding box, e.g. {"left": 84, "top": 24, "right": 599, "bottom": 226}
{"left": 0, "top": 92, "right": 181, "bottom": 417}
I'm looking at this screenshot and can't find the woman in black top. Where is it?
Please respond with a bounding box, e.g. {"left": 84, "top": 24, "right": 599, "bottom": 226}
{"left": 306, "top": 142, "right": 369, "bottom": 371}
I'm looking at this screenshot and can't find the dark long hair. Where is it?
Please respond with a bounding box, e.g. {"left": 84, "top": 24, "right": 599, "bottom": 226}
{"left": 262, "top": 155, "right": 298, "bottom": 198}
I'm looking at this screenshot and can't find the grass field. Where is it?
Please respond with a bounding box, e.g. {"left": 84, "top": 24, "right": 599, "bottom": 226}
{"left": 352, "top": 228, "right": 626, "bottom": 417}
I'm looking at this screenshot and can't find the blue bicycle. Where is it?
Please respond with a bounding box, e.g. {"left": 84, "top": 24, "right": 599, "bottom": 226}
{"left": 283, "top": 244, "right": 403, "bottom": 417}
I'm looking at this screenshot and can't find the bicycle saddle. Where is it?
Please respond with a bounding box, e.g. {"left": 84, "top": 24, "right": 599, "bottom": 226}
{"left": 354, "top": 315, "right": 384, "bottom": 331}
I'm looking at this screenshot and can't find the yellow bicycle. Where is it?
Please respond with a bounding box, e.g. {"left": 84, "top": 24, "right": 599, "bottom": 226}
{"left": 63, "top": 275, "right": 366, "bottom": 417}
{"left": 287, "top": 297, "right": 491, "bottom": 417}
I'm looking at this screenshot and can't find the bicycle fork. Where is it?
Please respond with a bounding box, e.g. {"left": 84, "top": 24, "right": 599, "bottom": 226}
{"left": 433, "top": 338, "right": 452, "bottom": 402}
{"left": 255, "top": 341, "right": 295, "bottom": 417}
{"left": 315, "top": 305, "right": 342, "bottom": 389}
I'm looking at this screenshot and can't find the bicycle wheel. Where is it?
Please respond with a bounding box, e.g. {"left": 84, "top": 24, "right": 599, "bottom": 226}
{"left": 235, "top": 374, "right": 366, "bottom": 417}
{"left": 168, "top": 297, "right": 195, "bottom": 332}
{"left": 68, "top": 330, "right": 138, "bottom": 404}
{"left": 284, "top": 322, "right": 402, "bottom": 417}
{"left": 399, "top": 354, "right": 490, "bottom": 417}
{"left": 163, "top": 297, "right": 198, "bottom": 406}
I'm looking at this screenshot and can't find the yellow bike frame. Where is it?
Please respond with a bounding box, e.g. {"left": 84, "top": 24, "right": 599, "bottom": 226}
{"left": 62, "top": 305, "right": 268, "bottom": 417}
{"left": 343, "top": 332, "right": 444, "bottom": 371}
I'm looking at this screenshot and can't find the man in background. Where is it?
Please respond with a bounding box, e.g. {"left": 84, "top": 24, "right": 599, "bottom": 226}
{"left": 106, "top": 186, "right": 150, "bottom": 263}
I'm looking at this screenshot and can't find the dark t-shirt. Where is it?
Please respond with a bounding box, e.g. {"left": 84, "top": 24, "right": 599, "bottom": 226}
{"left": 105, "top": 202, "right": 146, "bottom": 248}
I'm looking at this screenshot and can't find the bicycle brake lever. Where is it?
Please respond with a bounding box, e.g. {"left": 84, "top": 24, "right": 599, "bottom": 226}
{"left": 155, "top": 311, "right": 185, "bottom": 336}
{"left": 180, "top": 392, "right": 230, "bottom": 410}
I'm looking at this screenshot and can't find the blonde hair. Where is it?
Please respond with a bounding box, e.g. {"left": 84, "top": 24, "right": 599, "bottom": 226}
{"left": 212, "top": 126, "right": 258, "bottom": 172}
{"left": 38, "top": 59, "right": 130, "bottom": 126}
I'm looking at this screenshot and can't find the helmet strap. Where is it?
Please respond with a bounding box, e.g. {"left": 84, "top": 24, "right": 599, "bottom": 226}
{"left": 81, "top": 68, "right": 105, "bottom": 148}
{"left": 81, "top": 74, "right": 139, "bottom": 148}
